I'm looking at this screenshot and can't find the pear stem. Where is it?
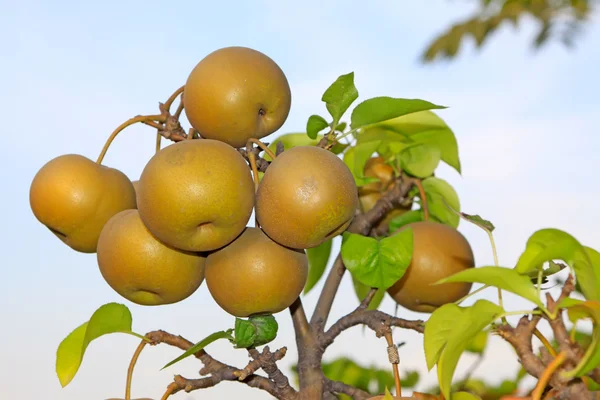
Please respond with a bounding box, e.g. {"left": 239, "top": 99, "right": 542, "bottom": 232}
{"left": 96, "top": 114, "right": 166, "bottom": 164}
{"left": 160, "top": 382, "right": 177, "bottom": 400}
{"left": 248, "top": 138, "right": 277, "bottom": 159}
{"left": 413, "top": 178, "right": 429, "bottom": 221}
{"left": 384, "top": 331, "right": 402, "bottom": 397}
{"left": 125, "top": 340, "right": 147, "bottom": 400}
{"left": 155, "top": 132, "right": 162, "bottom": 154}
{"left": 163, "top": 85, "right": 185, "bottom": 112}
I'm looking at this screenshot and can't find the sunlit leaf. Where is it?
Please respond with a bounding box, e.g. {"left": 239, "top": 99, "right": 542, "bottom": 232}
{"left": 421, "top": 177, "right": 460, "bottom": 228}
{"left": 351, "top": 97, "right": 446, "bottom": 129}
{"left": 322, "top": 72, "right": 359, "bottom": 125}
{"left": 424, "top": 303, "right": 465, "bottom": 369}
{"left": 307, "top": 115, "right": 329, "bottom": 139}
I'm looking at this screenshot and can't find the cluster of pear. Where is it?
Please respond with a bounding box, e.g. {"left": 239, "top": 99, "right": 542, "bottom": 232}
{"left": 29, "top": 46, "right": 359, "bottom": 318}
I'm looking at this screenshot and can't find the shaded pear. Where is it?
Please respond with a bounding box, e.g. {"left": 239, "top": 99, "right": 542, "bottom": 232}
{"left": 387, "top": 221, "right": 475, "bottom": 313}
{"left": 97, "top": 209, "right": 206, "bottom": 305}
{"left": 184, "top": 46, "right": 291, "bottom": 148}
{"left": 204, "top": 227, "right": 308, "bottom": 317}
{"left": 255, "top": 146, "right": 358, "bottom": 249}
{"left": 137, "top": 139, "right": 255, "bottom": 252}
{"left": 29, "top": 154, "right": 136, "bottom": 253}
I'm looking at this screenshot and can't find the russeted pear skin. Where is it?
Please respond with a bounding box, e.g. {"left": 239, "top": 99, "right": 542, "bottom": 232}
{"left": 255, "top": 146, "right": 358, "bottom": 249}
{"left": 387, "top": 221, "right": 475, "bottom": 313}
{"left": 97, "top": 209, "right": 206, "bottom": 306}
{"left": 29, "top": 154, "right": 137, "bottom": 253}
{"left": 184, "top": 46, "right": 292, "bottom": 148}
{"left": 204, "top": 227, "right": 308, "bottom": 317}
{"left": 136, "top": 139, "right": 255, "bottom": 252}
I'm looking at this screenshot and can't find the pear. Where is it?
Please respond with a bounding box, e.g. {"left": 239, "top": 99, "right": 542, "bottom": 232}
{"left": 136, "top": 139, "right": 255, "bottom": 252}
{"left": 97, "top": 209, "right": 206, "bottom": 305}
{"left": 387, "top": 221, "right": 475, "bottom": 313}
{"left": 184, "top": 46, "right": 291, "bottom": 148}
{"left": 255, "top": 146, "right": 358, "bottom": 249}
{"left": 29, "top": 154, "right": 136, "bottom": 253}
{"left": 204, "top": 227, "right": 308, "bottom": 317}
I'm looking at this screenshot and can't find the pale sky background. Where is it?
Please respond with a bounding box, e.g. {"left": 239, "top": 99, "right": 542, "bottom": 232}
{"left": 2, "top": 0, "right": 600, "bottom": 399}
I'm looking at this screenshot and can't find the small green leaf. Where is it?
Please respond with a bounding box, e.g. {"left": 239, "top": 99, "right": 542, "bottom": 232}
{"left": 461, "top": 213, "right": 495, "bottom": 232}
{"left": 306, "top": 115, "right": 329, "bottom": 139}
{"left": 437, "top": 266, "right": 544, "bottom": 308}
{"left": 422, "top": 177, "right": 461, "bottom": 228}
{"left": 424, "top": 303, "right": 465, "bottom": 370}
{"left": 352, "top": 275, "right": 386, "bottom": 310}
{"left": 248, "top": 315, "right": 279, "bottom": 347}
{"left": 343, "top": 141, "right": 382, "bottom": 187}
{"left": 322, "top": 72, "right": 359, "bottom": 125}
{"left": 388, "top": 210, "right": 424, "bottom": 233}
{"left": 56, "top": 303, "right": 137, "bottom": 387}
{"left": 304, "top": 239, "right": 333, "bottom": 294}
{"left": 234, "top": 318, "right": 257, "bottom": 348}
{"left": 350, "top": 97, "right": 446, "bottom": 129}
{"left": 341, "top": 229, "right": 413, "bottom": 290}
{"left": 383, "top": 387, "right": 394, "bottom": 399}
{"left": 335, "top": 122, "right": 347, "bottom": 132}
{"left": 515, "top": 228, "right": 599, "bottom": 301}
{"left": 162, "top": 329, "right": 234, "bottom": 370}
{"left": 438, "top": 300, "right": 503, "bottom": 399}
{"left": 400, "top": 143, "right": 441, "bottom": 178}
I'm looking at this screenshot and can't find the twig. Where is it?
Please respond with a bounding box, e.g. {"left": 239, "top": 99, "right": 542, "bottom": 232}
{"left": 532, "top": 352, "right": 568, "bottom": 400}
{"left": 495, "top": 315, "right": 546, "bottom": 379}
{"left": 325, "top": 379, "right": 371, "bottom": 399}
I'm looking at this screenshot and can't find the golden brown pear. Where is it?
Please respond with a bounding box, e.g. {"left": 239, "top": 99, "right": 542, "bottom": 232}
{"left": 204, "top": 227, "right": 308, "bottom": 317}
{"left": 184, "top": 46, "right": 292, "bottom": 148}
{"left": 255, "top": 146, "right": 358, "bottom": 249}
{"left": 387, "top": 221, "right": 475, "bottom": 313}
{"left": 137, "top": 139, "right": 255, "bottom": 252}
{"left": 97, "top": 209, "right": 206, "bottom": 306}
{"left": 29, "top": 154, "right": 137, "bottom": 253}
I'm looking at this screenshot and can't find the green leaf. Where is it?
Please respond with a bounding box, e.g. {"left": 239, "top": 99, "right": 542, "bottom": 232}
{"left": 388, "top": 210, "right": 424, "bottom": 233}
{"left": 304, "top": 239, "right": 333, "bottom": 294}
{"left": 515, "top": 228, "right": 599, "bottom": 301}
{"left": 437, "top": 266, "right": 544, "bottom": 308}
{"left": 56, "top": 303, "right": 137, "bottom": 387}
{"left": 306, "top": 115, "right": 329, "bottom": 139}
{"left": 352, "top": 275, "right": 386, "bottom": 310}
{"left": 452, "top": 392, "right": 483, "bottom": 400}
{"left": 249, "top": 315, "right": 279, "bottom": 347}
{"left": 438, "top": 300, "right": 503, "bottom": 400}
{"left": 335, "top": 122, "right": 347, "bottom": 132}
{"left": 341, "top": 229, "right": 413, "bottom": 290}
{"left": 422, "top": 177, "right": 460, "bottom": 228}
{"left": 465, "top": 330, "right": 488, "bottom": 354}
{"left": 362, "top": 110, "right": 461, "bottom": 173}
{"left": 424, "top": 303, "right": 465, "bottom": 370}
{"left": 162, "top": 329, "right": 234, "bottom": 370}
{"left": 563, "top": 301, "right": 600, "bottom": 377}
{"left": 400, "top": 143, "right": 441, "bottom": 178}
{"left": 350, "top": 97, "right": 446, "bottom": 129}
{"left": 460, "top": 213, "right": 495, "bottom": 232}
{"left": 234, "top": 318, "right": 257, "bottom": 348}
{"left": 322, "top": 72, "right": 358, "bottom": 125}
{"left": 383, "top": 387, "right": 394, "bottom": 399}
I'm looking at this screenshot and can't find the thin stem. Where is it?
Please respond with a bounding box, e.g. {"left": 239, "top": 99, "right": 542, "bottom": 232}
{"left": 96, "top": 114, "right": 165, "bottom": 164}
{"left": 384, "top": 332, "right": 401, "bottom": 397}
{"left": 173, "top": 94, "right": 185, "bottom": 120}
{"left": 413, "top": 179, "right": 429, "bottom": 221}
{"left": 485, "top": 228, "right": 506, "bottom": 319}
{"left": 160, "top": 382, "right": 177, "bottom": 400}
{"left": 455, "top": 284, "right": 490, "bottom": 304}
{"left": 155, "top": 133, "right": 162, "bottom": 154}
{"left": 534, "top": 328, "right": 558, "bottom": 357}
{"left": 531, "top": 351, "right": 567, "bottom": 400}
{"left": 125, "top": 340, "right": 147, "bottom": 400}
{"left": 163, "top": 85, "right": 185, "bottom": 112}
{"left": 497, "top": 310, "right": 542, "bottom": 319}
{"left": 248, "top": 138, "right": 277, "bottom": 160}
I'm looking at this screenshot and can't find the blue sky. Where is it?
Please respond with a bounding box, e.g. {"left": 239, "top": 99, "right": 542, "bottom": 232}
{"left": 2, "top": 0, "right": 600, "bottom": 399}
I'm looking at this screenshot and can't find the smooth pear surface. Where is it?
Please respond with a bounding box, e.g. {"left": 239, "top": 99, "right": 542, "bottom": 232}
{"left": 29, "top": 154, "right": 137, "bottom": 253}
{"left": 184, "top": 46, "right": 291, "bottom": 148}
{"left": 387, "top": 221, "right": 475, "bottom": 313}
{"left": 137, "top": 139, "right": 255, "bottom": 252}
{"left": 97, "top": 209, "right": 206, "bottom": 306}
{"left": 204, "top": 227, "right": 308, "bottom": 317}
{"left": 255, "top": 146, "right": 358, "bottom": 249}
